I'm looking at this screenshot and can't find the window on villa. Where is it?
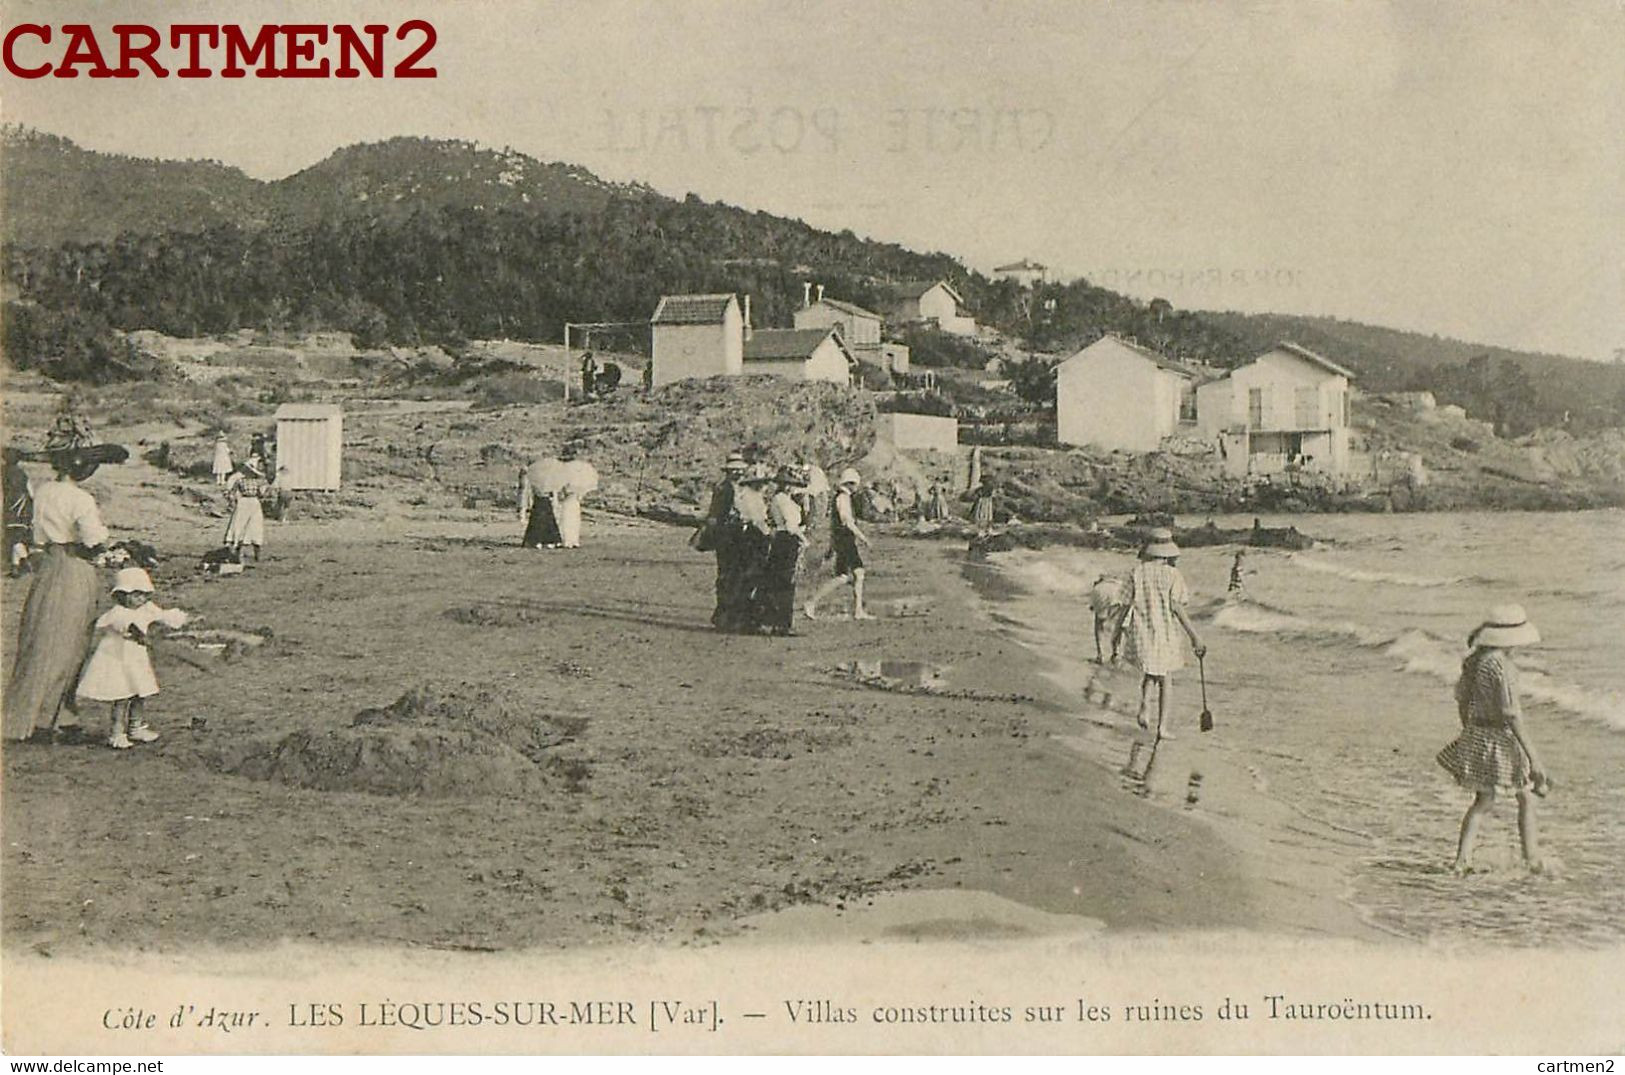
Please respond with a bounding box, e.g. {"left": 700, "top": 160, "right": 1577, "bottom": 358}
{"left": 1248, "top": 388, "right": 1263, "bottom": 429}
{"left": 1342, "top": 390, "right": 1351, "bottom": 426}
{"left": 1295, "top": 386, "right": 1318, "bottom": 428}
{"left": 1179, "top": 383, "right": 1197, "bottom": 422}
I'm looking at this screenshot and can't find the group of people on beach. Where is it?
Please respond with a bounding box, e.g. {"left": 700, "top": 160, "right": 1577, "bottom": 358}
{"left": 696, "top": 451, "right": 872, "bottom": 636}
{"left": 0, "top": 399, "right": 1561, "bottom": 872}
{"left": 1086, "top": 525, "right": 1552, "bottom": 873}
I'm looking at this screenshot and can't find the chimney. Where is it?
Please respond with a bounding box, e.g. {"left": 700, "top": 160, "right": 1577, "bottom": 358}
{"left": 742, "top": 294, "right": 752, "bottom": 340}
{"left": 815, "top": 283, "right": 824, "bottom": 304}
{"left": 802, "top": 282, "right": 812, "bottom": 309}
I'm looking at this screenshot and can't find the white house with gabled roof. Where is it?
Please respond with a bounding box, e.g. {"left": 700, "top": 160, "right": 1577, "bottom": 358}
{"left": 1056, "top": 334, "right": 1198, "bottom": 452}
{"left": 743, "top": 327, "right": 854, "bottom": 385}
{"left": 1196, "top": 341, "right": 1355, "bottom": 477}
{"left": 793, "top": 284, "right": 883, "bottom": 352}
{"left": 649, "top": 293, "right": 743, "bottom": 386}
{"left": 888, "top": 280, "right": 976, "bottom": 336}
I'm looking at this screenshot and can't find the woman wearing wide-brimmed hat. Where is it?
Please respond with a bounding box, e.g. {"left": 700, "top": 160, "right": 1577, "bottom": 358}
{"left": 3, "top": 447, "right": 112, "bottom": 742}
{"left": 222, "top": 455, "right": 272, "bottom": 563}
{"left": 756, "top": 465, "right": 809, "bottom": 636}
{"left": 1110, "top": 527, "right": 1206, "bottom": 741}
{"left": 698, "top": 451, "right": 751, "bottom": 629}
{"left": 729, "top": 464, "right": 777, "bottom": 633}
{"left": 1437, "top": 604, "right": 1550, "bottom": 874}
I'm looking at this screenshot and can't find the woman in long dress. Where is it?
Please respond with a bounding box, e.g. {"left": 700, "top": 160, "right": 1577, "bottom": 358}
{"left": 1110, "top": 528, "right": 1206, "bottom": 741}
{"left": 211, "top": 434, "right": 234, "bottom": 486}
{"left": 3, "top": 449, "right": 110, "bottom": 741}
{"left": 556, "top": 485, "right": 583, "bottom": 549}
{"left": 223, "top": 456, "right": 271, "bottom": 562}
{"left": 518, "top": 460, "right": 563, "bottom": 548}
{"left": 967, "top": 476, "right": 997, "bottom": 533}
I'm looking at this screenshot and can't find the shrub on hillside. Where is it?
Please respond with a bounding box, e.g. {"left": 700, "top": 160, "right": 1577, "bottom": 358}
{"left": 474, "top": 373, "right": 565, "bottom": 409}
{"left": 897, "top": 325, "right": 996, "bottom": 369}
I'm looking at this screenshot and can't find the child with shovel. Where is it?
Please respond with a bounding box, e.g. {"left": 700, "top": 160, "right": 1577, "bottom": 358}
{"left": 1111, "top": 528, "right": 1207, "bottom": 741}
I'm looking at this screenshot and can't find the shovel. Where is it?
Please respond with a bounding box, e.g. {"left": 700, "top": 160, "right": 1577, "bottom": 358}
{"left": 1198, "top": 653, "right": 1214, "bottom": 732}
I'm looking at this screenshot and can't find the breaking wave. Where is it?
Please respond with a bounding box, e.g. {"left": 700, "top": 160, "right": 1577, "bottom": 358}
{"left": 1212, "top": 602, "right": 1624, "bottom": 732}
{"left": 1287, "top": 553, "right": 1471, "bottom": 589}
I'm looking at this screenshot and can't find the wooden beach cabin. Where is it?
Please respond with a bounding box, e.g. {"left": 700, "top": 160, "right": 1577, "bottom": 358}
{"left": 274, "top": 403, "right": 343, "bottom": 490}
{"left": 649, "top": 293, "right": 744, "bottom": 386}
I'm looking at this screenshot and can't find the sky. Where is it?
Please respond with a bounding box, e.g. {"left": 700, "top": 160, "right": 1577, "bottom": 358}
{"left": 3, "top": 0, "right": 1622, "bottom": 360}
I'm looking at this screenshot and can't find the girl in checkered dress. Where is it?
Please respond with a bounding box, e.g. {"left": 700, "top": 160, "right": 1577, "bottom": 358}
{"left": 1436, "top": 604, "right": 1551, "bottom": 874}
{"left": 1110, "top": 528, "right": 1206, "bottom": 741}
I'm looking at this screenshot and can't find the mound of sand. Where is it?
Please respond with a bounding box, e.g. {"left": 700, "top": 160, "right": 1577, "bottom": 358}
{"left": 218, "top": 685, "right": 589, "bottom": 798}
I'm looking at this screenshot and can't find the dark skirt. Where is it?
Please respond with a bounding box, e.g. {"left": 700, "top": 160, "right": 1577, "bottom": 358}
{"left": 522, "top": 495, "right": 562, "bottom": 548}
{"left": 711, "top": 524, "right": 750, "bottom": 630}
{"left": 730, "top": 529, "right": 772, "bottom": 632}
{"left": 3, "top": 546, "right": 100, "bottom": 739}
{"left": 755, "top": 532, "right": 803, "bottom": 634}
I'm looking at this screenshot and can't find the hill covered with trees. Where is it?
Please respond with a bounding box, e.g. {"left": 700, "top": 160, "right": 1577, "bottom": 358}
{"left": 4, "top": 127, "right": 1622, "bottom": 432}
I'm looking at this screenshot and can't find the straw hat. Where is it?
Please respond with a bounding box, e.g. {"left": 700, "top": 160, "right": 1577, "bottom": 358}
{"left": 1142, "top": 527, "right": 1180, "bottom": 560}
{"left": 112, "top": 567, "right": 155, "bottom": 594}
{"left": 775, "top": 464, "right": 807, "bottom": 487}
{"left": 723, "top": 452, "right": 748, "bottom": 472}
{"left": 1469, "top": 604, "right": 1540, "bottom": 649}
{"left": 837, "top": 467, "right": 862, "bottom": 488}
{"left": 741, "top": 464, "right": 774, "bottom": 485}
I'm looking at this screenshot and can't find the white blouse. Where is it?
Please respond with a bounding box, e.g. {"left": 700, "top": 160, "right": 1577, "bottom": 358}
{"left": 30, "top": 480, "right": 109, "bottom": 547}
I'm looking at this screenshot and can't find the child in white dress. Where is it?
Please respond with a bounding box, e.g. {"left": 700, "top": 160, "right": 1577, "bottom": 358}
{"left": 77, "top": 567, "right": 188, "bottom": 750}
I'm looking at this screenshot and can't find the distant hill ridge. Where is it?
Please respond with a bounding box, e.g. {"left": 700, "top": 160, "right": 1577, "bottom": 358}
{"left": 0, "top": 126, "right": 654, "bottom": 245}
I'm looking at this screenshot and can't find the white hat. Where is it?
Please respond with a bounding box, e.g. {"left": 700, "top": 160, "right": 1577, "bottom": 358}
{"left": 837, "top": 467, "right": 862, "bottom": 488}
{"left": 1469, "top": 604, "right": 1540, "bottom": 648}
{"left": 1142, "top": 526, "right": 1180, "bottom": 559}
{"left": 112, "top": 567, "right": 155, "bottom": 594}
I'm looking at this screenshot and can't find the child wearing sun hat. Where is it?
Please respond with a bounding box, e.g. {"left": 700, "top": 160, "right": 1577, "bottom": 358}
{"left": 77, "top": 567, "right": 189, "bottom": 750}
{"left": 1437, "top": 603, "right": 1551, "bottom": 874}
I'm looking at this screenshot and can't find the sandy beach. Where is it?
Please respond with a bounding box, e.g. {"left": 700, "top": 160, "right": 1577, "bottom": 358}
{"left": 0, "top": 433, "right": 1381, "bottom": 958}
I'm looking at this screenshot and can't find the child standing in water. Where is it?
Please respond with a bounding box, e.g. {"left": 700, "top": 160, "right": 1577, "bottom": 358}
{"left": 1111, "top": 528, "right": 1206, "bottom": 740}
{"left": 77, "top": 568, "right": 189, "bottom": 750}
{"left": 1436, "top": 604, "right": 1551, "bottom": 874}
{"left": 1227, "top": 549, "right": 1247, "bottom": 597}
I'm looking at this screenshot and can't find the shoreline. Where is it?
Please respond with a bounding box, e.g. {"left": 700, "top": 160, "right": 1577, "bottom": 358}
{"left": 955, "top": 551, "right": 1391, "bottom": 944}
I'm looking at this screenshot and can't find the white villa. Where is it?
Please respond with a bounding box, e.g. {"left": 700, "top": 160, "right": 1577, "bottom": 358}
{"left": 993, "top": 258, "right": 1049, "bottom": 287}
{"left": 792, "top": 284, "right": 882, "bottom": 352}
{"left": 1056, "top": 335, "right": 1197, "bottom": 452}
{"left": 888, "top": 280, "right": 977, "bottom": 337}
{"left": 1197, "top": 342, "right": 1355, "bottom": 477}
{"left": 742, "top": 327, "right": 854, "bottom": 385}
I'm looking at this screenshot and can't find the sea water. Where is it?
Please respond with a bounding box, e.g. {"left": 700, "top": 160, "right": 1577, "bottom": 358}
{"left": 987, "top": 510, "right": 1625, "bottom": 948}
